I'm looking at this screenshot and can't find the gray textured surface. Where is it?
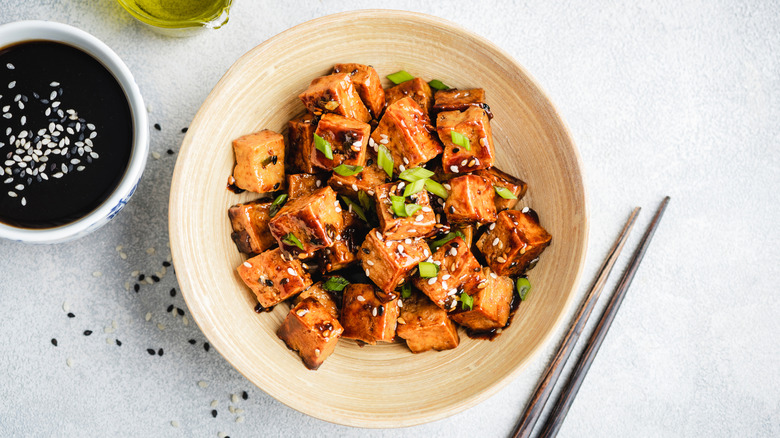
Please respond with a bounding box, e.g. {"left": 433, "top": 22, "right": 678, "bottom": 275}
{"left": 1, "top": 1, "right": 779, "bottom": 437}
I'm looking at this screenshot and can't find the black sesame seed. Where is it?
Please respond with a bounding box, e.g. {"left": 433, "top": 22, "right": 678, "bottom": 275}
{"left": 181, "top": 127, "right": 188, "bottom": 133}
{"left": 204, "top": 343, "right": 210, "bottom": 352}
{"left": 453, "top": 147, "right": 460, "bottom": 153}
{"left": 138, "top": 274, "right": 145, "bottom": 281}
{"left": 188, "top": 339, "right": 197, "bottom": 345}
{"left": 147, "top": 348, "right": 156, "bottom": 355}
{"left": 151, "top": 275, "right": 160, "bottom": 282}
{"left": 163, "top": 261, "right": 172, "bottom": 267}
{"left": 271, "top": 155, "right": 278, "bottom": 165}
{"left": 280, "top": 278, "right": 289, "bottom": 285}
{"left": 448, "top": 206, "right": 455, "bottom": 214}
{"left": 154, "top": 123, "right": 161, "bottom": 131}
{"left": 169, "top": 287, "right": 176, "bottom": 297}
{"left": 158, "top": 348, "right": 164, "bottom": 356}
{"left": 177, "top": 308, "right": 184, "bottom": 316}
{"left": 167, "top": 305, "right": 174, "bottom": 313}
{"left": 116, "top": 340, "right": 122, "bottom": 346}
{"left": 67, "top": 312, "right": 75, "bottom": 318}
{"left": 83, "top": 330, "right": 92, "bottom": 336}
{"left": 242, "top": 391, "right": 248, "bottom": 400}
{"left": 134, "top": 283, "right": 140, "bottom": 293}
{"left": 211, "top": 410, "right": 217, "bottom": 418}
{"left": 264, "top": 279, "right": 274, "bottom": 287}
{"left": 362, "top": 248, "right": 370, "bottom": 254}
{"left": 51, "top": 338, "right": 58, "bottom": 346}
{"left": 367, "top": 158, "right": 374, "bottom": 166}
{"left": 273, "top": 182, "right": 280, "bottom": 190}
{"left": 166, "top": 149, "right": 174, "bottom": 155}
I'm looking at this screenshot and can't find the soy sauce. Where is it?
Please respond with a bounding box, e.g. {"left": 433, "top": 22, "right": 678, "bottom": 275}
{"left": 0, "top": 41, "right": 132, "bottom": 229}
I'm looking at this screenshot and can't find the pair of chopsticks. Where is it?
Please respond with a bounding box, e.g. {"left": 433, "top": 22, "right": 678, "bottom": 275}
{"left": 512, "top": 196, "right": 671, "bottom": 438}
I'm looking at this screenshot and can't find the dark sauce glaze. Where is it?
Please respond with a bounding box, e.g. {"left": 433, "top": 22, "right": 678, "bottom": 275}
{"left": 466, "top": 289, "right": 522, "bottom": 341}
{"left": 0, "top": 41, "right": 133, "bottom": 228}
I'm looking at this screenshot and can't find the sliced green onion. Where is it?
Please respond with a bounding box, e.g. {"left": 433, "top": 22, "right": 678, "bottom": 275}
{"left": 424, "top": 179, "right": 449, "bottom": 199}
{"left": 418, "top": 262, "right": 439, "bottom": 278}
{"left": 377, "top": 144, "right": 394, "bottom": 177}
{"left": 401, "top": 282, "right": 412, "bottom": 299}
{"left": 516, "top": 277, "right": 532, "bottom": 301}
{"left": 402, "top": 178, "right": 427, "bottom": 197}
{"left": 387, "top": 70, "right": 414, "bottom": 85}
{"left": 391, "top": 195, "right": 407, "bottom": 217}
{"left": 282, "top": 232, "right": 304, "bottom": 250}
{"left": 399, "top": 167, "right": 434, "bottom": 182}
{"left": 323, "top": 276, "right": 350, "bottom": 292}
{"left": 333, "top": 164, "right": 363, "bottom": 176}
{"left": 314, "top": 133, "right": 333, "bottom": 160}
{"left": 460, "top": 291, "right": 474, "bottom": 310}
{"left": 341, "top": 196, "right": 368, "bottom": 222}
{"left": 494, "top": 186, "right": 518, "bottom": 200}
{"left": 450, "top": 130, "right": 471, "bottom": 151}
{"left": 269, "top": 193, "right": 288, "bottom": 217}
{"left": 428, "top": 79, "right": 450, "bottom": 91}
{"left": 405, "top": 203, "right": 422, "bottom": 217}
{"left": 358, "top": 190, "right": 372, "bottom": 212}
{"left": 429, "top": 231, "right": 465, "bottom": 252}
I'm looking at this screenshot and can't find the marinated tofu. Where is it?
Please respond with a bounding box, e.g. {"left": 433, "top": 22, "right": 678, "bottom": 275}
{"left": 231, "top": 129, "right": 286, "bottom": 193}
{"left": 432, "top": 88, "right": 492, "bottom": 118}
{"left": 475, "top": 167, "right": 527, "bottom": 211}
{"left": 333, "top": 63, "right": 386, "bottom": 118}
{"left": 278, "top": 295, "right": 343, "bottom": 370}
{"left": 236, "top": 248, "right": 312, "bottom": 309}
{"left": 451, "top": 267, "right": 513, "bottom": 331}
{"left": 374, "top": 182, "right": 436, "bottom": 240}
{"left": 341, "top": 283, "right": 399, "bottom": 344}
{"left": 413, "top": 237, "right": 484, "bottom": 311}
{"left": 438, "top": 106, "right": 495, "bottom": 173}
{"left": 312, "top": 113, "right": 370, "bottom": 170}
{"left": 396, "top": 292, "right": 459, "bottom": 353}
{"left": 287, "top": 173, "right": 327, "bottom": 199}
{"left": 444, "top": 175, "right": 497, "bottom": 225}
{"left": 318, "top": 210, "right": 369, "bottom": 272}
{"left": 476, "top": 209, "right": 552, "bottom": 276}
{"left": 293, "top": 281, "right": 340, "bottom": 319}
{"left": 385, "top": 78, "right": 433, "bottom": 117}
{"left": 298, "top": 73, "right": 371, "bottom": 123}
{"left": 268, "top": 186, "right": 344, "bottom": 257}
{"left": 370, "top": 97, "right": 442, "bottom": 174}
{"left": 357, "top": 228, "right": 431, "bottom": 297}
{"left": 328, "top": 154, "right": 390, "bottom": 197}
{"left": 287, "top": 112, "right": 318, "bottom": 174}
{"left": 228, "top": 199, "right": 276, "bottom": 255}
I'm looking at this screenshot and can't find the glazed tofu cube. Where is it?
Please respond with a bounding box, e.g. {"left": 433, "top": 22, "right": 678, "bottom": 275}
{"left": 287, "top": 173, "right": 327, "bottom": 199}
{"left": 318, "top": 211, "right": 369, "bottom": 272}
{"left": 328, "top": 155, "right": 390, "bottom": 197}
{"left": 277, "top": 295, "right": 343, "bottom": 370}
{"left": 451, "top": 267, "right": 513, "bottom": 331}
{"left": 357, "top": 229, "right": 431, "bottom": 296}
{"left": 269, "top": 187, "right": 344, "bottom": 257}
{"left": 228, "top": 199, "right": 276, "bottom": 255}
{"left": 333, "top": 63, "right": 386, "bottom": 118}
{"left": 432, "top": 88, "right": 492, "bottom": 118}
{"left": 412, "top": 237, "right": 483, "bottom": 311}
{"left": 374, "top": 182, "right": 436, "bottom": 240}
{"left": 341, "top": 284, "right": 399, "bottom": 344}
{"left": 476, "top": 209, "right": 552, "bottom": 276}
{"left": 438, "top": 107, "right": 495, "bottom": 173}
{"left": 298, "top": 73, "right": 371, "bottom": 123}
{"left": 293, "top": 281, "right": 340, "bottom": 319}
{"left": 231, "top": 129, "right": 285, "bottom": 193}
{"left": 236, "top": 248, "right": 312, "bottom": 309}
{"left": 385, "top": 78, "right": 433, "bottom": 117}
{"left": 454, "top": 224, "right": 476, "bottom": 248}
{"left": 444, "top": 175, "right": 497, "bottom": 225}
{"left": 396, "top": 292, "right": 459, "bottom": 353}
{"left": 312, "top": 113, "right": 370, "bottom": 170}
{"left": 287, "top": 112, "right": 317, "bottom": 173}
{"left": 475, "top": 167, "right": 527, "bottom": 211}
{"left": 370, "top": 97, "right": 442, "bottom": 174}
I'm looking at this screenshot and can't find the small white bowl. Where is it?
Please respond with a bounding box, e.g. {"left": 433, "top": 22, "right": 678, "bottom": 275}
{"left": 0, "top": 21, "right": 148, "bottom": 244}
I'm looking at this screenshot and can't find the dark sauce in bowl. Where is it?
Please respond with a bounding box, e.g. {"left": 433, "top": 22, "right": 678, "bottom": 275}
{"left": 0, "top": 41, "right": 132, "bottom": 229}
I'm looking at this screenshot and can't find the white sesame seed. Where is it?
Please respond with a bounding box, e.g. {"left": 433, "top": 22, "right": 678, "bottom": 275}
{"left": 356, "top": 295, "right": 365, "bottom": 302}
{"left": 211, "top": 400, "right": 218, "bottom": 408}
{"left": 427, "top": 277, "right": 437, "bottom": 285}
{"left": 66, "top": 358, "right": 73, "bottom": 367}
{"left": 397, "top": 181, "right": 405, "bottom": 190}
{"left": 145, "top": 312, "right": 152, "bottom": 321}
{"left": 450, "top": 166, "right": 459, "bottom": 173}
{"left": 287, "top": 267, "right": 296, "bottom": 275}
{"left": 403, "top": 157, "right": 409, "bottom": 165}
{"left": 461, "top": 159, "right": 468, "bottom": 166}
{"left": 50, "top": 81, "right": 60, "bottom": 87}
{"left": 375, "top": 231, "right": 382, "bottom": 240}
{"left": 351, "top": 183, "right": 358, "bottom": 191}
{"left": 404, "top": 238, "right": 412, "bottom": 244}
{"left": 448, "top": 288, "right": 458, "bottom": 296}
{"left": 7, "top": 191, "right": 17, "bottom": 197}
{"left": 449, "top": 247, "right": 458, "bottom": 257}
{"left": 399, "top": 164, "right": 406, "bottom": 172}
{"left": 397, "top": 244, "right": 404, "bottom": 253}
{"left": 489, "top": 223, "right": 496, "bottom": 230}
{"left": 408, "top": 229, "right": 417, "bottom": 234}
{"left": 296, "top": 308, "right": 308, "bottom": 317}
{"left": 2, "top": 105, "right": 9, "bottom": 113}
{"left": 5, "top": 63, "right": 13, "bottom": 69}
{"left": 442, "top": 282, "right": 448, "bottom": 289}
{"left": 243, "top": 261, "right": 252, "bottom": 268}
{"left": 92, "top": 271, "right": 102, "bottom": 277}
{"left": 492, "top": 237, "right": 500, "bottom": 246}
{"left": 198, "top": 381, "right": 209, "bottom": 388}
{"left": 380, "top": 133, "right": 388, "bottom": 139}
{"left": 490, "top": 272, "right": 498, "bottom": 279}
{"left": 379, "top": 138, "right": 389, "bottom": 145}
{"left": 372, "top": 307, "right": 378, "bottom": 316}
{"left": 366, "top": 260, "right": 374, "bottom": 266}
{"left": 385, "top": 241, "right": 392, "bottom": 247}
{"left": 442, "top": 274, "right": 451, "bottom": 280}
{"left": 365, "top": 268, "right": 370, "bottom": 276}
{"left": 7, "top": 81, "right": 15, "bottom": 89}
{"left": 152, "top": 151, "right": 161, "bottom": 160}
{"left": 157, "top": 323, "right": 165, "bottom": 330}
{"left": 415, "top": 214, "right": 424, "bottom": 222}
{"left": 522, "top": 206, "right": 530, "bottom": 213}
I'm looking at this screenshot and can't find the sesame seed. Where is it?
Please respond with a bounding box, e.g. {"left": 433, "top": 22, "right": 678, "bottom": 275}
{"left": 415, "top": 214, "right": 423, "bottom": 222}
{"left": 372, "top": 307, "right": 377, "bottom": 316}
{"left": 366, "top": 260, "right": 374, "bottom": 266}
{"left": 450, "top": 166, "right": 459, "bottom": 173}
{"left": 448, "top": 288, "right": 458, "bottom": 296}
{"left": 379, "top": 138, "right": 389, "bottom": 144}
{"left": 375, "top": 231, "right": 382, "bottom": 240}
{"left": 296, "top": 308, "right": 308, "bottom": 317}
{"left": 489, "top": 223, "right": 496, "bottom": 230}
{"left": 8, "top": 81, "right": 16, "bottom": 89}
{"left": 352, "top": 183, "right": 358, "bottom": 191}
{"left": 403, "top": 157, "right": 409, "bottom": 165}
{"left": 492, "top": 237, "right": 500, "bottom": 246}
{"left": 198, "top": 381, "right": 209, "bottom": 388}
{"left": 461, "top": 159, "right": 468, "bottom": 166}
{"left": 287, "top": 267, "right": 296, "bottom": 275}
{"left": 449, "top": 247, "right": 458, "bottom": 257}
{"left": 356, "top": 295, "right": 365, "bottom": 302}
{"left": 6, "top": 63, "right": 13, "bottom": 69}
{"left": 497, "top": 256, "right": 507, "bottom": 263}
{"left": 243, "top": 261, "right": 252, "bottom": 268}
{"left": 66, "top": 358, "right": 73, "bottom": 367}
{"left": 397, "top": 181, "right": 405, "bottom": 190}
{"left": 522, "top": 206, "right": 530, "bottom": 213}
{"left": 427, "top": 277, "right": 437, "bottom": 285}
{"left": 442, "top": 274, "right": 451, "bottom": 280}
{"left": 365, "top": 268, "right": 370, "bottom": 276}
{"left": 385, "top": 241, "right": 392, "bottom": 247}
{"left": 397, "top": 244, "right": 404, "bottom": 253}
{"left": 408, "top": 229, "right": 417, "bottom": 233}
{"left": 170, "top": 421, "right": 179, "bottom": 428}
{"left": 51, "top": 338, "right": 58, "bottom": 346}
{"left": 399, "top": 164, "right": 406, "bottom": 172}
{"left": 490, "top": 272, "right": 498, "bottom": 279}
{"left": 316, "top": 179, "right": 321, "bottom": 187}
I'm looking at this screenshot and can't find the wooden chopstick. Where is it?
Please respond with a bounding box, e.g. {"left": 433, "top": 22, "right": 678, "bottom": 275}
{"left": 511, "top": 207, "right": 642, "bottom": 438}
{"left": 538, "top": 196, "right": 671, "bottom": 438}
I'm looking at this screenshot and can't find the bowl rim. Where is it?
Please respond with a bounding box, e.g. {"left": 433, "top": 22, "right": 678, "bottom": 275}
{"left": 0, "top": 20, "right": 149, "bottom": 244}
{"left": 170, "top": 9, "right": 589, "bottom": 428}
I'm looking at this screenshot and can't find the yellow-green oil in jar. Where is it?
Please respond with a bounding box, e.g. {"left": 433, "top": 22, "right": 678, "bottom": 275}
{"left": 117, "top": 0, "right": 232, "bottom": 32}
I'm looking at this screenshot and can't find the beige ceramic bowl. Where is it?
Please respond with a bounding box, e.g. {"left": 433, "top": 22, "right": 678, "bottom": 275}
{"left": 170, "top": 10, "right": 588, "bottom": 428}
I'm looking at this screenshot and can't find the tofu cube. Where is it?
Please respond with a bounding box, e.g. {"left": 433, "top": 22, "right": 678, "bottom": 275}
{"left": 451, "top": 267, "right": 514, "bottom": 331}
{"left": 277, "top": 294, "right": 343, "bottom": 370}
{"left": 312, "top": 113, "right": 370, "bottom": 170}
{"left": 475, "top": 167, "right": 527, "bottom": 211}
{"left": 287, "top": 173, "right": 327, "bottom": 200}
{"left": 475, "top": 209, "right": 552, "bottom": 276}
{"left": 227, "top": 199, "right": 276, "bottom": 255}
{"left": 357, "top": 228, "right": 431, "bottom": 296}
{"left": 396, "top": 292, "right": 459, "bottom": 353}
{"left": 412, "top": 237, "right": 483, "bottom": 311}
{"left": 333, "top": 63, "right": 386, "bottom": 118}
{"left": 444, "top": 175, "right": 497, "bottom": 225}
{"left": 438, "top": 107, "right": 495, "bottom": 173}
{"left": 298, "top": 73, "right": 371, "bottom": 123}
{"left": 385, "top": 78, "right": 433, "bottom": 117}
{"left": 328, "top": 155, "right": 391, "bottom": 197}
{"left": 268, "top": 187, "right": 344, "bottom": 257}
{"left": 374, "top": 182, "right": 436, "bottom": 240}
{"left": 340, "top": 284, "right": 399, "bottom": 344}
{"left": 293, "top": 281, "right": 340, "bottom": 319}
{"left": 236, "top": 248, "right": 313, "bottom": 309}
{"left": 318, "top": 210, "right": 369, "bottom": 272}
{"left": 432, "top": 88, "right": 492, "bottom": 118}
{"left": 370, "top": 97, "right": 442, "bottom": 174}
{"left": 287, "top": 112, "right": 317, "bottom": 174}
{"left": 231, "top": 129, "right": 286, "bottom": 193}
